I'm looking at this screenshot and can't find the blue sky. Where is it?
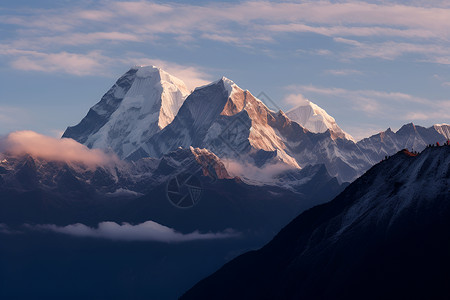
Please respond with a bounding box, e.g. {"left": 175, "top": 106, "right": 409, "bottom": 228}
{"left": 1, "top": 0, "right": 449, "bottom": 140}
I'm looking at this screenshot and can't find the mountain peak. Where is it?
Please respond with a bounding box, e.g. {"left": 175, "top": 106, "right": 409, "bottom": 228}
{"left": 194, "top": 76, "right": 238, "bottom": 97}
{"left": 433, "top": 123, "right": 450, "bottom": 140}
{"left": 397, "top": 122, "right": 417, "bottom": 134}
{"left": 286, "top": 98, "right": 354, "bottom": 141}
{"left": 221, "top": 76, "right": 237, "bottom": 95}
{"left": 63, "top": 66, "right": 190, "bottom": 159}
{"left": 131, "top": 64, "right": 159, "bottom": 72}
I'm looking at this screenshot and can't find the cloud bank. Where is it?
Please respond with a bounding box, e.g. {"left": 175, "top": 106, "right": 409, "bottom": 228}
{"left": 32, "top": 221, "right": 239, "bottom": 242}
{"left": 2, "top": 0, "right": 450, "bottom": 69}
{"left": 0, "top": 131, "right": 118, "bottom": 167}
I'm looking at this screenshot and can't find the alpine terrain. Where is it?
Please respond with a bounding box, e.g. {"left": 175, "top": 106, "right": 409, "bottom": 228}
{"left": 64, "top": 66, "right": 450, "bottom": 183}
{"left": 63, "top": 66, "right": 190, "bottom": 159}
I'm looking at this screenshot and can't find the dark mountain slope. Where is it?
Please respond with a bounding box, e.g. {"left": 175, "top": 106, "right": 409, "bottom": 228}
{"left": 182, "top": 145, "right": 450, "bottom": 300}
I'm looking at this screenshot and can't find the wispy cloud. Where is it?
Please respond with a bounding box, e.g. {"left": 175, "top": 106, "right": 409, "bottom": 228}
{"left": 324, "top": 69, "right": 362, "bottom": 76}
{"left": 286, "top": 84, "right": 450, "bottom": 122}
{"left": 0, "top": 106, "right": 29, "bottom": 125}
{"left": 0, "top": 45, "right": 211, "bottom": 88}
{"left": 0, "top": 223, "right": 18, "bottom": 234}
{"left": 31, "top": 220, "right": 239, "bottom": 242}
{"left": 334, "top": 38, "right": 450, "bottom": 61}
{"left": 2, "top": 1, "right": 450, "bottom": 70}
{"left": 267, "top": 24, "right": 437, "bottom": 39}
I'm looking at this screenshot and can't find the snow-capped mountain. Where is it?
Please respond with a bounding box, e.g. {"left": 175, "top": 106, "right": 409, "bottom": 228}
{"left": 62, "top": 67, "right": 450, "bottom": 184}
{"left": 63, "top": 66, "right": 190, "bottom": 159}
{"left": 137, "top": 77, "right": 300, "bottom": 168}
{"left": 286, "top": 98, "right": 354, "bottom": 141}
{"left": 182, "top": 145, "right": 450, "bottom": 300}
{"left": 357, "top": 123, "right": 449, "bottom": 159}
{"left": 434, "top": 123, "right": 450, "bottom": 139}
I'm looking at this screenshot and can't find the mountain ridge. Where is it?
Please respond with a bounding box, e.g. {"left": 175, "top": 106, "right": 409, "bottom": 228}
{"left": 181, "top": 145, "right": 450, "bottom": 299}
{"left": 62, "top": 66, "right": 450, "bottom": 183}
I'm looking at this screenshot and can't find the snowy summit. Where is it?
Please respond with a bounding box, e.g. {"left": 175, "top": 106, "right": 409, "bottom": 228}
{"left": 286, "top": 98, "right": 355, "bottom": 142}
{"left": 63, "top": 66, "right": 190, "bottom": 159}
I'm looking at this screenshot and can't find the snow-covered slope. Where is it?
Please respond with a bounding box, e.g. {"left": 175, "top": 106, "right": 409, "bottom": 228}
{"left": 63, "top": 66, "right": 190, "bottom": 159}
{"left": 286, "top": 98, "right": 354, "bottom": 141}
{"left": 138, "top": 77, "right": 300, "bottom": 169}
{"left": 434, "top": 123, "right": 450, "bottom": 140}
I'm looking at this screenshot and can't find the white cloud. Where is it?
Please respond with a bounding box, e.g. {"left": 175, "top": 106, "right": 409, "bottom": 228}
{"left": 283, "top": 93, "right": 310, "bottom": 106}
{"left": 0, "top": 45, "right": 211, "bottom": 88}
{"left": 223, "top": 159, "right": 297, "bottom": 183}
{"left": 0, "top": 47, "right": 109, "bottom": 76}
{"left": 285, "top": 84, "right": 450, "bottom": 128}
{"left": 2, "top": 1, "right": 450, "bottom": 55}
{"left": 31, "top": 220, "right": 239, "bottom": 242}
{"left": 0, "top": 131, "right": 118, "bottom": 167}
{"left": 334, "top": 38, "right": 450, "bottom": 61}
{"left": 293, "top": 85, "right": 431, "bottom": 107}
{"left": 267, "top": 24, "right": 436, "bottom": 39}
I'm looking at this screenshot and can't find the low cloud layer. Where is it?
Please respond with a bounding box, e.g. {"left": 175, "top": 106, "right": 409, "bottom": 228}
{"left": 31, "top": 221, "right": 239, "bottom": 242}
{"left": 224, "top": 159, "right": 296, "bottom": 183}
{"left": 0, "top": 130, "right": 118, "bottom": 167}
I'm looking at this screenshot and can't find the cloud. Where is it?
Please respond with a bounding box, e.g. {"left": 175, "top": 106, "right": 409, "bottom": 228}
{"left": 0, "top": 131, "right": 118, "bottom": 167}
{"left": 333, "top": 38, "right": 450, "bottom": 61}
{"left": 285, "top": 84, "right": 450, "bottom": 125}
{"left": 0, "top": 106, "right": 30, "bottom": 125}
{"left": 0, "top": 223, "right": 23, "bottom": 235}
{"left": 283, "top": 93, "right": 310, "bottom": 106}
{"left": 267, "top": 24, "right": 436, "bottom": 39}
{"left": 12, "top": 32, "right": 142, "bottom": 48}
{"left": 0, "top": 47, "right": 109, "bottom": 76}
{"left": 2, "top": 1, "right": 450, "bottom": 62}
{"left": 224, "top": 159, "right": 296, "bottom": 183}
{"left": 324, "top": 69, "right": 362, "bottom": 76}
{"left": 0, "top": 223, "right": 14, "bottom": 234}
{"left": 291, "top": 84, "right": 431, "bottom": 109}
{"left": 0, "top": 44, "right": 211, "bottom": 88}
{"left": 31, "top": 220, "right": 239, "bottom": 242}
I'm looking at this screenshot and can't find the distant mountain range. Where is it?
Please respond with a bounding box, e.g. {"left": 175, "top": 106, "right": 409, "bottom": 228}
{"left": 63, "top": 66, "right": 450, "bottom": 183}
{"left": 182, "top": 145, "right": 450, "bottom": 300}
{"left": 0, "top": 145, "right": 343, "bottom": 233}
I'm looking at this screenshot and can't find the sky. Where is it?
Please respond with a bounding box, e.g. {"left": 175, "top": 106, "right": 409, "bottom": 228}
{"left": 0, "top": 0, "right": 449, "bottom": 141}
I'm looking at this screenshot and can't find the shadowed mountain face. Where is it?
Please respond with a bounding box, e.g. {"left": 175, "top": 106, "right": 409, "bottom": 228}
{"left": 182, "top": 145, "right": 450, "bottom": 300}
